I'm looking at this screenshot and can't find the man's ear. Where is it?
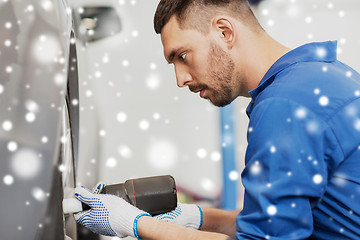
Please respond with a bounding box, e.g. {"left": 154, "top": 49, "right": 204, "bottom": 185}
{"left": 212, "top": 18, "right": 235, "bottom": 49}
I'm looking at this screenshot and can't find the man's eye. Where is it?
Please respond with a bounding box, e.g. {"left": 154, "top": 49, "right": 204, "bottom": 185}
{"left": 180, "top": 53, "right": 187, "bottom": 61}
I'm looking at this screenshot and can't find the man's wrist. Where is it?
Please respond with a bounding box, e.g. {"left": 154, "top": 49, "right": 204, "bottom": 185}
{"left": 133, "top": 213, "right": 152, "bottom": 239}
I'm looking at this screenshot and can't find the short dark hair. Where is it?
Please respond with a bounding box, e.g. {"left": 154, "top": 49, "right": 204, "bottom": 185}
{"left": 154, "top": 0, "right": 261, "bottom": 34}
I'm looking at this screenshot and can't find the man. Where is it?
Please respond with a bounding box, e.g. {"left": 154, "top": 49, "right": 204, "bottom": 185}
{"left": 74, "top": 0, "right": 360, "bottom": 239}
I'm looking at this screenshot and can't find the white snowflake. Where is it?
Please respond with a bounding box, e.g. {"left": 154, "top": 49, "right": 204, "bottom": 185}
{"left": 354, "top": 119, "right": 360, "bottom": 131}
{"left": 106, "top": 157, "right": 117, "bottom": 168}
{"left": 267, "top": 205, "right": 277, "bottom": 216}
{"left": 306, "top": 120, "right": 319, "bottom": 134}
{"left": 25, "top": 100, "right": 39, "bottom": 113}
{"left": 2, "top": 120, "right": 13, "bottom": 131}
{"left": 85, "top": 90, "right": 93, "bottom": 97}
{"left": 267, "top": 19, "right": 275, "bottom": 27}
{"left": 250, "top": 161, "right": 261, "bottom": 175}
{"left": 305, "top": 16, "right": 312, "bottom": 24}
{"left": 316, "top": 47, "right": 327, "bottom": 58}
{"left": 11, "top": 149, "right": 42, "bottom": 179}
{"left": 229, "top": 170, "right": 239, "bottom": 181}
{"left": 5, "top": 22, "right": 12, "bottom": 29}
{"left": 211, "top": 151, "right": 221, "bottom": 162}
{"left": 94, "top": 71, "right": 102, "bottom": 78}
{"left": 102, "top": 54, "right": 109, "bottom": 63}
{"left": 345, "top": 105, "right": 357, "bottom": 117}
{"left": 25, "top": 4, "right": 34, "bottom": 12}
{"left": 200, "top": 178, "right": 215, "bottom": 192}
{"left": 295, "top": 107, "right": 307, "bottom": 119}
{"left": 58, "top": 164, "right": 66, "bottom": 172}
{"left": 333, "top": 177, "right": 347, "bottom": 187}
{"left": 313, "top": 174, "right": 323, "bottom": 184}
{"left": 131, "top": 30, "right": 139, "bottom": 37}
{"left": 3, "top": 174, "right": 14, "bottom": 185}
{"left": 77, "top": 7, "right": 84, "bottom": 14}
{"left": 41, "top": 0, "right": 54, "bottom": 12}
{"left": 4, "top": 39, "right": 11, "bottom": 47}
{"left": 99, "top": 130, "right": 106, "bottom": 137}
{"left": 122, "top": 59, "right": 129, "bottom": 67}
{"left": 147, "top": 140, "right": 177, "bottom": 170}
{"left": 319, "top": 96, "right": 329, "bottom": 106}
{"left": 262, "top": 8, "right": 269, "bottom": 16}
{"left": 54, "top": 73, "right": 66, "bottom": 86}
{"left": 150, "top": 63, "right": 157, "bottom": 70}
{"left": 146, "top": 74, "right": 161, "bottom": 90}
{"left": 116, "top": 112, "right": 127, "bottom": 122}
{"left": 32, "top": 187, "right": 46, "bottom": 201}
{"left": 139, "top": 120, "right": 150, "bottom": 130}
{"left": 25, "top": 112, "right": 36, "bottom": 122}
{"left": 270, "top": 145, "right": 276, "bottom": 153}
{"left": 60, "top": 135, "right": 67, "bottom": 144}
{"left": 197, "top": 148, "right": 207, "bottom": 159}
{"left": 153, "top": 112, "right": 160, "bottom": 120}
{"left": 71, "top": 99, "right": 79, "bottom": 106}
{"left": 7, "top": 141, "right": 18, "bottom": 152}
{"left": 118, "top": 145, "right": 132, "bottom": 159}
{"left": 6, "top": 66, "right": 12, "bottom": 73}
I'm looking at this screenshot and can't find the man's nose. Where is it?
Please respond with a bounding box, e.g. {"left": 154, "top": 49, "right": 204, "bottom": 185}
{"left": 174, "top": 64, "right": 191, "bottom": 88}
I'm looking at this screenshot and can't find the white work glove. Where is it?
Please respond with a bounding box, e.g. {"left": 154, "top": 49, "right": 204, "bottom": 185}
{"left": 155, "top": 203, "right": 203, "bottom": 229}
{"left": 74, "top": 183, "right": 151, "bottom": 239}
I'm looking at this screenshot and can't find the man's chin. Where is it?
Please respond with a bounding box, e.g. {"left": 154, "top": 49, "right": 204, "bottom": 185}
{"left": 209, "top": 98, "right": 233, "bottom": 107}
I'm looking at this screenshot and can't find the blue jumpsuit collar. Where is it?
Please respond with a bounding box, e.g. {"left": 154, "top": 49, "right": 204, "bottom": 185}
{"left": 248, "top": 41, "right": 338, "bottom": 100}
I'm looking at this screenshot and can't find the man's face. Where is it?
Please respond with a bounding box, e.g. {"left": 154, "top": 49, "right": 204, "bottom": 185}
{"left": 161, "top": 16, "right": 239, "bottom": 107}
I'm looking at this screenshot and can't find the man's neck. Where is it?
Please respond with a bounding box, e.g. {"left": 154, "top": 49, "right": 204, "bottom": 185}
{"left": 235, "top": 31, "right": 291, "bottom": 96}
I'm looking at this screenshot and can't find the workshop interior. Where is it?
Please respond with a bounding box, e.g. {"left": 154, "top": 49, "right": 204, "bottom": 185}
{"left": 0, "top": 0, "right": 359, "bottom": 239}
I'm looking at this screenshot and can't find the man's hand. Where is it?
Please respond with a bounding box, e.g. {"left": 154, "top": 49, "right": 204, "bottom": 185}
{"left": 155, "top": 203, "right": 203, "bottom": 229}
{"left": 74, "top": 184, "right": 151, "bottom": 238}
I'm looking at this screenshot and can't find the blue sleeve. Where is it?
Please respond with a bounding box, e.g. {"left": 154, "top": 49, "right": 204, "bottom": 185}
{"left": 236, "top": 98, "right": 330, "bottom": 239}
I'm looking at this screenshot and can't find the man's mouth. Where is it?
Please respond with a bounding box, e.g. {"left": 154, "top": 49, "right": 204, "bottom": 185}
{"left": 190, "top": 88, "right": 206, "bottom": 98}
{"left": 189, "top": 84, "right": 208, "bottom": 99}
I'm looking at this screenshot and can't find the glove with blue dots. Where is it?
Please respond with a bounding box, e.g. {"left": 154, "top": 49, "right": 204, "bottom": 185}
{"left": 155, "top": 203, "right": 203, "bottom": 230}
{"left": 74, "top": 184, "right": 151, "bottom": 239}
